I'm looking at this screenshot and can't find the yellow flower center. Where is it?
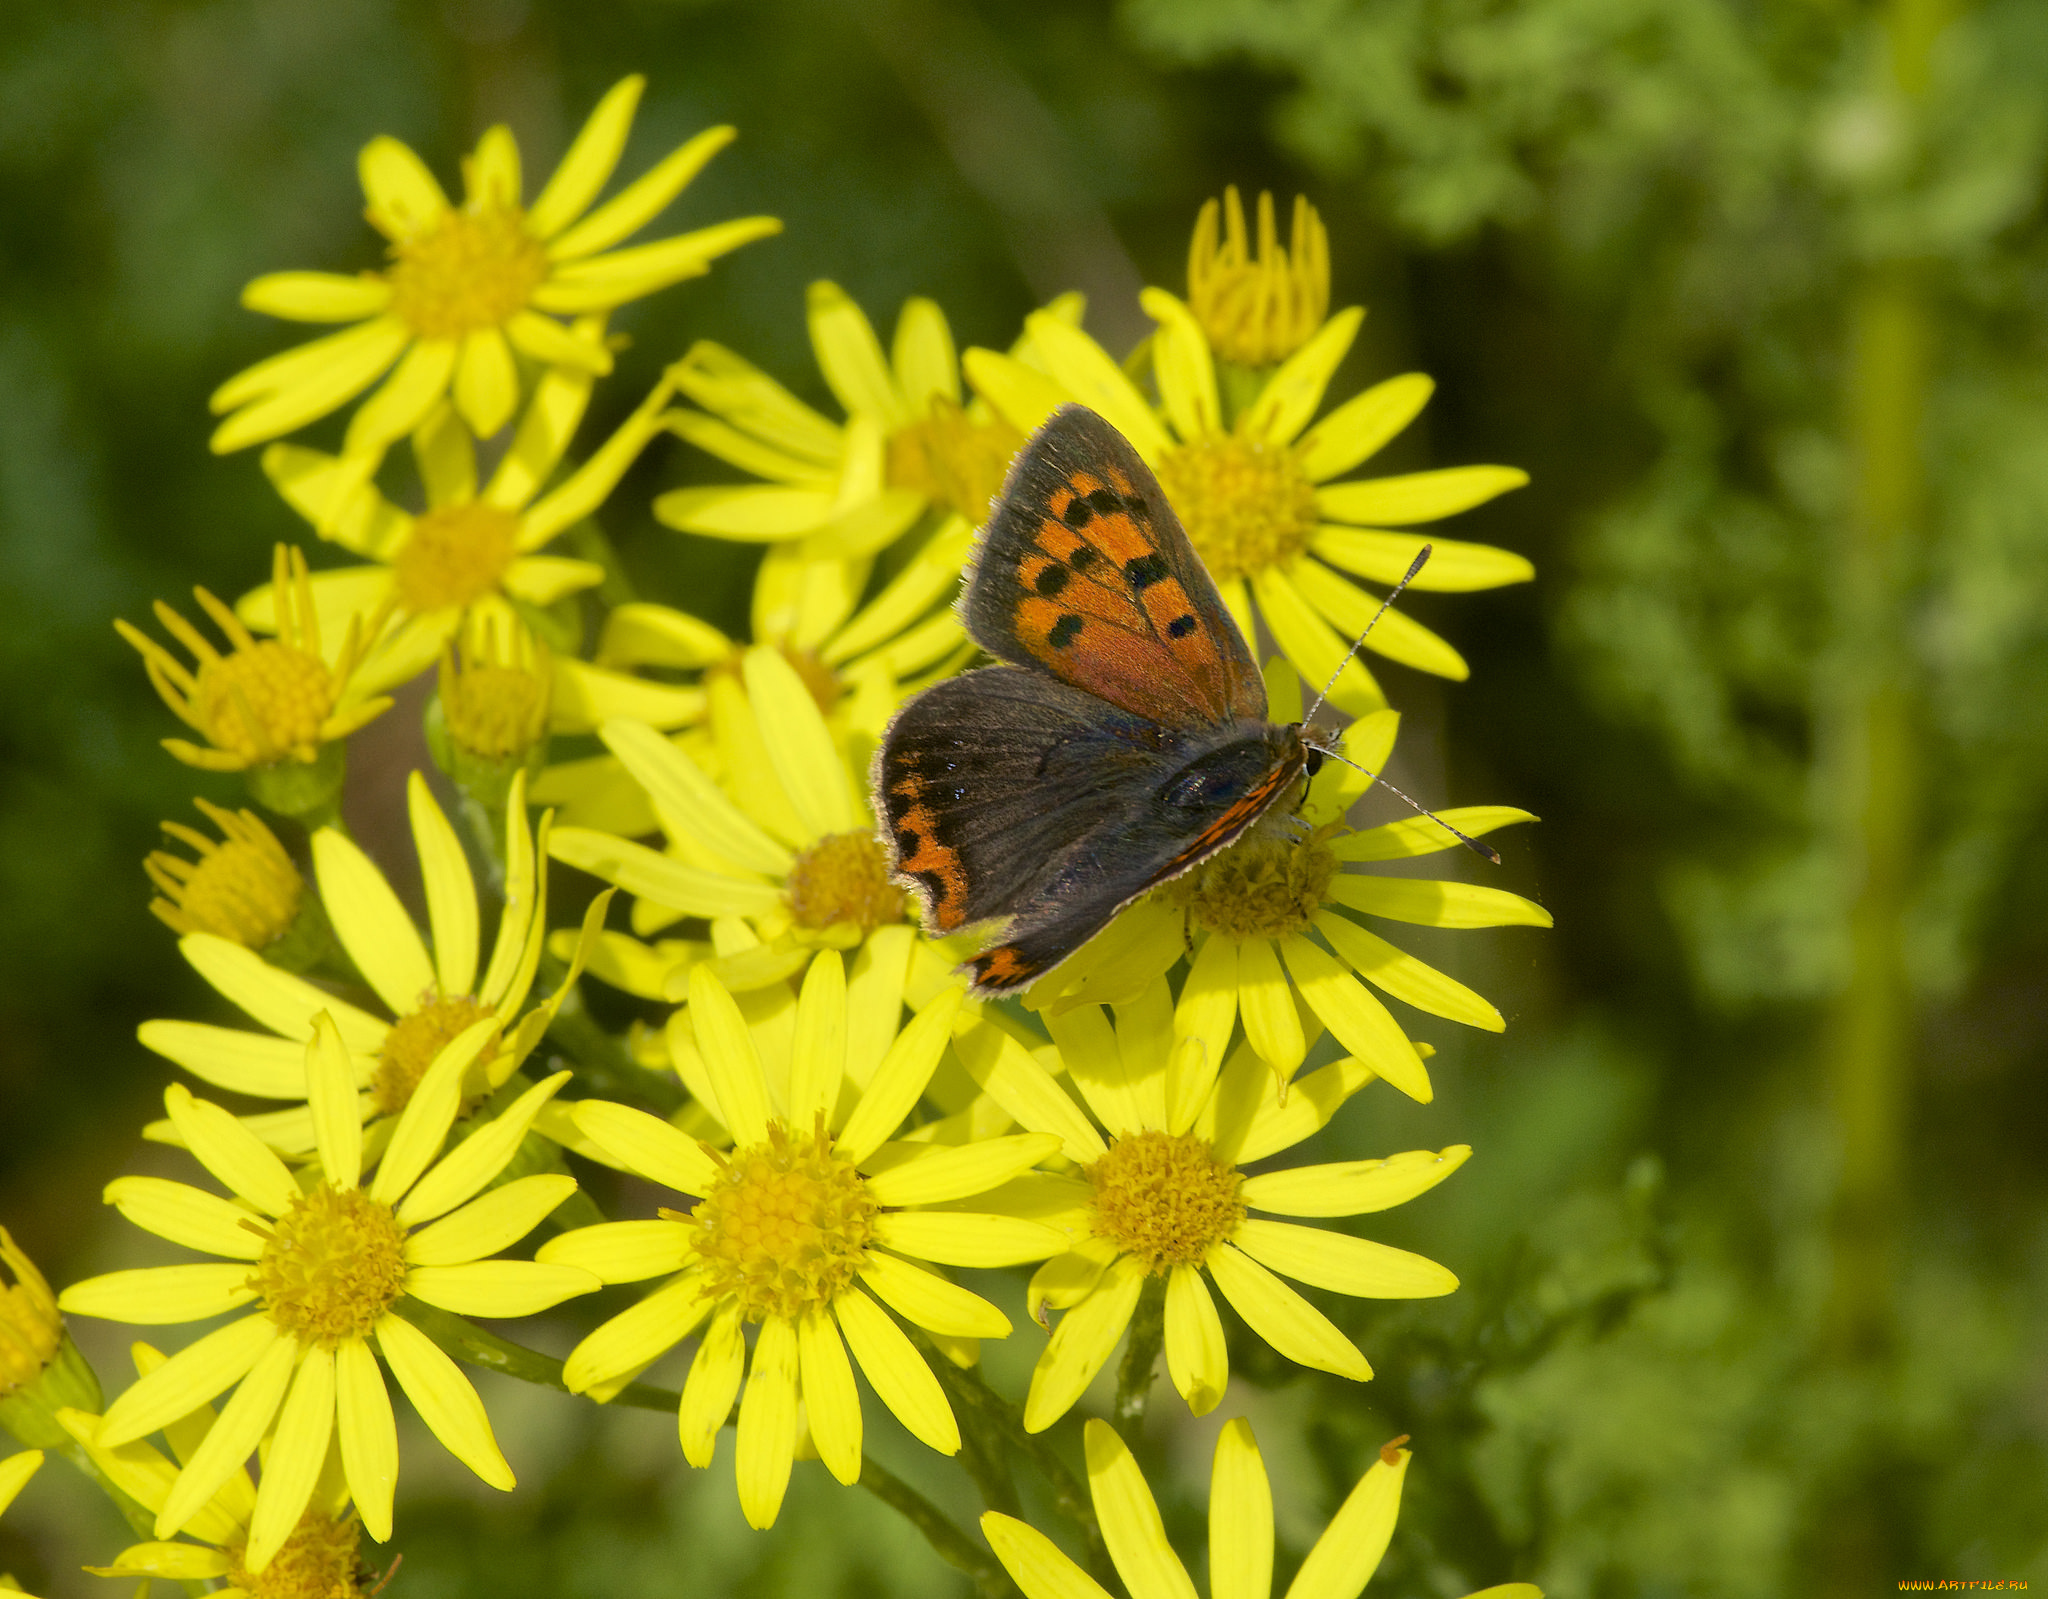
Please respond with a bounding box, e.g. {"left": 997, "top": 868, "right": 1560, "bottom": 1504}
{"left": 785, "top": 830, "right": 905, "bottom": 936}
{"left": 686, "top": 1123, "right": 877, "bottom": 1323}
{"left": 1153, "top": 434, "right": 1319, "bottom": 584}
{"left": 1188, "top": 189, "right": 1330, "bottom": 368}
{"left": 1087, "top": 1129, "right": 1245, "bottom": 1274}
{"left": 148, "top": 811, "right": 304, "bottom": 948}
{"left": 227, "top": 1509, "right": 365, "bottom": 1599}
{"left": 385, "top": 206, "right": 549, "bottom": 341}
{"left": 885, "top": 397, "right": 1026, "bottom": 524}
{"left": 1164, "top": 822, "right": 1336, "bottom": 942}
{"left": 442, "top": 661, "right": 550, "bottom": 762}
{"left": 373, "top": 994, "right": 498, "bottom": 1117}
{"left": 391, "top": 502, "right": 521, "bottom": 615}
{"left": 194, "top": 642, "right": 337, "bottom": 765}
{"left": 250, "top": 1184, "right": 408, "bottom": 1348}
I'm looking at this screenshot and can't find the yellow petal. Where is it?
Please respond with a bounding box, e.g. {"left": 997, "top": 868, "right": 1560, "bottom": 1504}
{"left": 311, "top": 828, "right": 434, "bottom": 1015}
{"left": 1242, "top": 1146, "right": 1471, "bottom": 1218}
{"left": 1164, "top": 1264, "right": 1227, "bottom": 1418}
{"left": 209, "top": 318, "right": 408, "bottom": 449}
{"left": 547, "top": 124, "right": 738, "bottom": 261}
{"left": 242, "top": 272, "right": 393, "bottom": 323}
{"left": 953, "top": 1020, "right": 1106, "bottom": 1166}
{"left": 1316, "top": 465, "right": 1529, "bottom": 527}
{"left": 343, "top": 338, "right": 459, "bottom": 456}
{"left": 305, "top": 1015, "right": 363, "bottom": 1191}
{"left": 787, "top": 949, "right": 849, "bottom": 1129}
{"left": 982, "top": 1512, "right": 1116, "bottom": 1599}
{"left": 1241, "top": 306, "right": 1363, "bottom": 446}
{"left": 1084, "top": 1419, "right": 1199, "bottom": 1599}
{"left": 152, "top": 1332, "right": 295, "bottom": 1538}
{"left": 862, "top": 1133, "right": 1060, "bottom": 1206}
{"left": 1022, "top": 1256, "right": 1144, "bottom": 1433}
{"left": 743, "top": 645, "right": 857, "bottom": 836}
{"left": 562, "top": 1273, "right": 715, "bottom": 1395}
{"left": 403, "top": 774, "right": 480, "bottom": 998}
{"left": 1287, "top": 557, "right": 1469, "bottom": 680}
{"left": 405, "top": 1260, "right": 598, "bottom": 1318}
{"left": 335, "top": 1337, "right": 397, "bottom": 1541}
{"left": 1315, "top": 910, "right": 1504, "bottom": 1033}
{"left": 396, "top": 1071, "right": 571, "bottom": 1227}
{"left": 454, "top": 327, "right": 519, "bottom": 438}
{"left": 835, "top": 985, "right": 963, "bottom": 1165}
{"left": 1139, "top": 288, "right": 1219, "bottom": 443}
{"left": 1025, "top": 312, "right": 1172, "bottom": 460}
{"left": 1236, "top": 937, "right": 1305, "bottom": 1080}
{"left": 1251, "top": 565, "right": 1383, "bottom": 715}
{"left": 548, "top": 827, "right": 781, "bottom": 918}
{"left": 163, "top": 1084, "right": 301, "bottom": 1216}
{"left": 533, "top": 217, "right": 780, "bottom": 311}
{"left": 599, "top": 718, "right": 791, "bottom": 875}
{"left": 679, "top": 1303, "right": 745, "bottom": 1466}
{"left": 1295, "top": 372, "right": 1434, "bottom": 482}
{"left": 1309, "top": 526, "right": 1533, "bottom": 591}
{"left": 405, "top": 1174, "right": 578, "bottom": 1266}
{"left": 368, "top": 1016, "right": 499, "bottom": 1205}
{"left": 892, "top": 297, "right": 960, "bottom": 412}
{"left": 374, "top": 1311, "right": 514, "bottom": 1488}
{"left": 175, "top": 934, "right": 386, "bottom": 1052}
{"left": 94, "top": 1314, "right": 278, "bottom": 1447}
{"left": 1234, "top": 1218, "right": 1458, "bottom": 1298}
{"left": 538, "top": 1219, "right": 695, "bottom": 1286}
{"left": 526, "top": 76, "right": 645, "bottom": 240}
{"left": 1223, "top": 1052, "right": 1380, "bottom": 1166}
{"left": 103, "top": 1177, "right": 264, "bottom": 1261}
{"left": 807, "top": 280, "right": 906, "bottom": 426}
{"left": 1277, "top": 934, "right": 1432, "bottom": 1104}
{"left": 1330, "top": 806, "right": 1537, "bottom": 862}
{"left": 1329, "top": 874, "right": 1551, "bottom": 929}
{"left": 60, "top": 1264, "right": 257, "bottom": 1326}
{"left": 797, "top": 1309, "right": 863, "bottom": 1487}
{"left": 244, "top": 1346, "right": 333, "bottom": 1572}
{"left": 859, "top": 1252, "right": 1010, "bottom": 1338}
{"left": 870, "top": 1212, "right": 1064, "bottom": 1268}
{"left": 358, "top": 136, "right": 449, "bottom": 239}
{"left": 1283, "top": 1448, "right": 1407, "bottom": 1599}
{"left": 1204, "top": 1244, "right": 1370, "bottom": 1380}
{"left": 569, "top": 1100, "right": 720, "bottom": 1197}
{"left": 687, "top": 965, "right": 774, "bottom": 1145}
{"left": 960, "top": 346, "right": 1069, "bottom": 437}
{"left": 1209, "top": 1418, "right": 1273, "bottom": 1599}
{"left": 833, "top": 1287, "right": 959, "bottom": 1454}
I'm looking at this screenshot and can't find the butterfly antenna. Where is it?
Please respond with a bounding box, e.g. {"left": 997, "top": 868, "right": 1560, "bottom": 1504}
{"left": 1312, "top": 743, "right": 1502, "bottom": 865}
{"left": 1302, "top": 545, "right": 1433, "bottom": 727}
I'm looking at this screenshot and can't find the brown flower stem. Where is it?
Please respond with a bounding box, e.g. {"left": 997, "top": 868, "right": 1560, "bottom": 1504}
{"left": 857, "top": 1455, "right": 1016, "bottom": 1599}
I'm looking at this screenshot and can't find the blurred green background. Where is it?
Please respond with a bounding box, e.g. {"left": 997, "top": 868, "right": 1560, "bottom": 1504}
{"left": 2, "top": 0, "right": 2045, "bottom": 1593}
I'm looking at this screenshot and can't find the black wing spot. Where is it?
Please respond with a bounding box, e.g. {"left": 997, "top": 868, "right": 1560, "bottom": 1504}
{"left": 1069, "top": 547, "right": 1099, "bottom": 573}
{"left": 1047, "top": 614, "right": 1084, "bottom": 649}
{"left": 1166, "top": 613, "right": 1198, "bottom": 639}
{"left": 1122, "top": 493, "right": 1150, "bottom": 522}
{"left": 1062, "top": 498, "right": 1094, "bottom": 529}
{"left": 1087, "top": 487, "right": 1124, "bottom": 518}
{"left": 897, "top": 828, "right": 921, "bottom": 855}
{"left": 1124, "top": 554, "right": 1169, "bottom": 590}
{"left": 1033, "top": 564, "right": 1070, "bottom": 597}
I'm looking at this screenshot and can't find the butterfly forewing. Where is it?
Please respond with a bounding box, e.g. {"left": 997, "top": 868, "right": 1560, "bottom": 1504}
{"left": 963, "top": 405, "right": 1265, "bottom": 728}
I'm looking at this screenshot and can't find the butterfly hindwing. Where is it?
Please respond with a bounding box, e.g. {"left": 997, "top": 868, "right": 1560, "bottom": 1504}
{"left": 874, "top": 666, "right": 1309, "bottom": 993}
{"left": 963, "top": 405, "right": 1266, "bottom": 730}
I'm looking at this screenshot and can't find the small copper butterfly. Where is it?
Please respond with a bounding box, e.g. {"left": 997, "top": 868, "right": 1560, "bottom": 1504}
{"left": 874, "top": 404, "right": 1334, "bottom": 995}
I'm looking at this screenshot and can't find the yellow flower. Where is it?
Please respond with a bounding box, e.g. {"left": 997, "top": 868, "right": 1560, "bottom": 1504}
{"left": 138, "top": 771, "right": 600, "bottom": 1157}
{"left": 657, "top": 281, "right": 1023, "bottom": 562}
{"left": 116, "top": 545, "right": 390, "bottom": 775}
{"left": 1036, "top": 680, "right": 1550, "bottom": 1097}
{"left": 145, "top": 801, "right": 304, "bottom": 950}
{"left": 434, "top": 607, "right": 553, "bottom": 768}
{"left": 65, "top": 1346, "right": 377, "bottom": 1598}
{"left": 961, "top": 975, "right": 1465, "bottom": 1431}
{"left": 539, "top": 961, "right": 1063, "bottom": 1529}
{"left": 0, "top": 1230, "right": 62, "bottom": 1399}
{"left": 208, "top": 75, "right": 778, "bottom": 458}
{"left": 0, "top": 1448, "right": 40, "bottom": 1520}
{"left": 246, "top": 353, "right": 680, "bottom": 692}
{"left": 964, "top": 278, "right": 1531, "bottom": 714}
{"left": 983, "top": 1419, "right": 1540, "bottom": 1599}
{"left": 58, "top": 1017, "right": 600, "bottom": 1569}
{"left": 548, "top": 647, "right": 922, "bottom": 1003}
{"left": 1188, "top": 187, "right": 1330, "bottom": 368}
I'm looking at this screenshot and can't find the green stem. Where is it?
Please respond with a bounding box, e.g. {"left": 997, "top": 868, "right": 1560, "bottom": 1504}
{"left": 1112, "top": 1276, "right": 1166, "bottom": 1443}
{"left": 391, "top": 1298, "right": 680, "bottom": 1413}
{"left": 858, "top": 1456, "right": 1016, "bottom": 1599}
{"left": 904, "top": 1329, "right": 1112, "bottom": 1589}
{"left": 537, "top": 958, "right": 686, "bottom": 1114}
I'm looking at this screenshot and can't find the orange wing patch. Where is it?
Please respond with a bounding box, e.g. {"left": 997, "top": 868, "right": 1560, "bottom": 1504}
{"left": 883, "top": 757, "right": 969, "bottom": 931}
{"left": 970, "top": 943, "right": 1040, "bottom": 991}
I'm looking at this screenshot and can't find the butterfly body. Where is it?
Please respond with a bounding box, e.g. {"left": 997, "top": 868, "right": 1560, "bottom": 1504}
{"left": 875, "top": 405, "right": 1326, "bottom": 994}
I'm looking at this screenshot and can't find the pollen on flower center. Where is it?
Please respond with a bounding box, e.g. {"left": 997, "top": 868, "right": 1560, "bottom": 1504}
{"left": 1087, "top": 1129, "right": 1245, "bottom": 1273}
{"left": 195, "top": 643, "right": 337, "bottom": 765}
{"left": 250, "top": 1183, "right": 408, "bottom": 1348}
{"left": 785, "top": 830, "right": 905, "bottom": 936}
{"left": 392, "top": 502, "right": 521, "bottom": 615}
{"left": 374, "top": 994, "right": 498, "bottom": 1116}
{"left": 1153, "top": 434, "right": 1319, "bottom": 584}
{"left": 1164, "top": 822, "right": 1337, "bottom": 942}
{"left": 885, "top": 397, "right": 1026, "bottom": 524}
{"left": 226, "top": 1508, "right": 365, "bottom": 1599}
{"left": 385, "top": 207, "right": 549, "bottom": 341}
{"left": 687, "top": 1123, "right": 877, "bottom": 1322}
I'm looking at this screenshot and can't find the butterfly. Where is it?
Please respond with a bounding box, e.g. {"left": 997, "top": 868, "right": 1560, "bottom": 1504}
{"left": 873, "top": 403, "right": 1334, "bottom": 995}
